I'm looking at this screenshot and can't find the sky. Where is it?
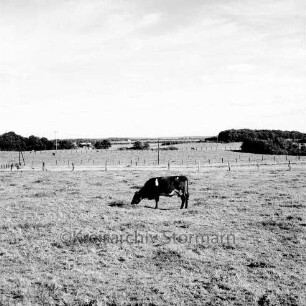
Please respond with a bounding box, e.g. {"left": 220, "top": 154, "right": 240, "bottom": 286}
{"left": 0, "top": 0, "right": 305, "bottom": 139}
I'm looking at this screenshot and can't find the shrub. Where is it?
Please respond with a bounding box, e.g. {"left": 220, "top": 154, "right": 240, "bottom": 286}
{"left": 159, "top": 146, "right": 178, "bottom": 151}
{"left": 161, "top": 141, "right": 180, "bottom": 146}
{"left": 132, "top": 141, "right": 150, "bottom": 150}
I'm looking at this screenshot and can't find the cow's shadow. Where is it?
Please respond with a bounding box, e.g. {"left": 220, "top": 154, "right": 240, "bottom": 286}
{"left": 108, "top": 202, "right": 125, "bottom": 207}
{"left": 144, "top": 205, "right": 173, "bottom": 210}
{"left": 108, "top": 201, "right": 135, "bottom": 209}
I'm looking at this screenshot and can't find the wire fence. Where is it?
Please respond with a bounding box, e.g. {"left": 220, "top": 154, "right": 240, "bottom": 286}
{"left": 0, "top": 146, "right": 305, "bottom": 172}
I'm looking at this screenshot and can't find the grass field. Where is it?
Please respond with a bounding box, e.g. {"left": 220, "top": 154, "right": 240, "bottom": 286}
{"left": 0, "top": 160, "right": 305, "bottom": 305}
{"left": 1, "top": 142, "right": 304, "bottom": 171}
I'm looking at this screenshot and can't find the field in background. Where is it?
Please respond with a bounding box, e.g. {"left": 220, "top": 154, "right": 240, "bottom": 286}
{"left": 0, "top": 165, "right": 305, "bottom": 305}
{"left": 1, "top": 142, "right": 305, "bottom": 172}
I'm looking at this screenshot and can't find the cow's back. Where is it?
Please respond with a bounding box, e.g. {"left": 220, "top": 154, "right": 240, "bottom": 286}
{"left": 158, "top": 176, "right": 187, "bottom": 194}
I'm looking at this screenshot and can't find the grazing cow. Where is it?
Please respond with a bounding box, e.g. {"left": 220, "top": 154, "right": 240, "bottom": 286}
{"left": 131, "top": 176, "right": 189, "bottom": 209}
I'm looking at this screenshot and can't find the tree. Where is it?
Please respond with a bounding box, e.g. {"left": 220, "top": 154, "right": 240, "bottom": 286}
{"left": 58, "top": 140, "right": 74, "bottom": 150}
{"left": 95, "top": 140, "right": 112, "bottom": 149}
{"left": 218, "top": 129, "right": 306, "bottom": 143}
{"left": 41, "top": 137, "right": 55, "bottom": 150}
{"left": 27, "top": 135, "right": 43, "bottom": 151}
{"left": 240, "top": 138, "right": 305, "bottom": 155}
{"left": 0, "top": 131, "right": 27, "bottom": 151}
{"left": 0, "top": 131, "right": 56, "bottom": 151}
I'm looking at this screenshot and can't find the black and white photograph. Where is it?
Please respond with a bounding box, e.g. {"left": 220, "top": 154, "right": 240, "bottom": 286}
{"left": 0, "top": 0, "right": 305, "bottom": 305}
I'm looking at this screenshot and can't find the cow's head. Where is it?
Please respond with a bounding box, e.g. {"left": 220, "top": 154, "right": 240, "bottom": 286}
{"left": 131, "top": 191, "right": 142, "bottom": 204}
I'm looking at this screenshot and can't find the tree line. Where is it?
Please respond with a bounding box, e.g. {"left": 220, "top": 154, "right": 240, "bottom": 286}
{"left": 218, "top": 129, "right": 306, "bottom": 143}
{"left": 0, "top": 132, "right": 112, "bottom": 151}
{"left": 217, "top": 129, "right": 306, "bottom": 155}
{"left": 241, "top": 138, "right": 306, "bottom": 156}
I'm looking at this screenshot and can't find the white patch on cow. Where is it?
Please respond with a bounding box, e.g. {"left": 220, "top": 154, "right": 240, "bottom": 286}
{"left": 169, "top": 190, "right": 176, "bottom": 196}
{"left": 155, "top": 178, "right": 159, "bottom": 186}
{"left": 169, "top": 189, "right": 181, "bottom": 197}
{"left": 177, "top": 176, "right": 179, "bottom": 180}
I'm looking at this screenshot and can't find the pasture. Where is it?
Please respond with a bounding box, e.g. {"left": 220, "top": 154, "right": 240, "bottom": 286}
{"left": 0, "top": 149, "right": 305, "bottom": 305}
{"left": 0, "top": 142, "right": 304, "bottom": 171}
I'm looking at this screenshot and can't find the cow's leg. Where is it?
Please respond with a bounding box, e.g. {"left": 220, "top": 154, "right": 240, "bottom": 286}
{"left": 155, "top": 196, "right": 159, "bottom": 209}
{"left": 185, "top": 193, "right": 189, "bottom": 209}
{"left": 180, "top": 195, "right": 185, "bottom": 209}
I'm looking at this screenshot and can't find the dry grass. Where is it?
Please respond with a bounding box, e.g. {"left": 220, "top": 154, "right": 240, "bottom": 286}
{"left": 0, "top": 163, "right": 305, "bottom": 305}
{"left": 1, "top": 142, "right": 304, "bottom": 171}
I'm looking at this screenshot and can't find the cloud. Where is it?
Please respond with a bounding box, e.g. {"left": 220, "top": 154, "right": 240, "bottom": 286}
{"left": 139, "top": 13, "right": 161, "bottom": 27}
{"left": 227, "top": 64, "right": 256, "bottom": 73}
{"left": 0, "top": 0, "right": 305, "bottom": 137}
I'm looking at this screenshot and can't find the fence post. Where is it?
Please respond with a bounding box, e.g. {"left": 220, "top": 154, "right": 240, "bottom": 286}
{"left": 288, "top": 160, "right": 291, "bottom": 171}
{"left": 105, "top": 162, "right": 107, "bottom": 171}
{"left": 168, "top": 161, "right": 170, "bottom": 171}
{"left": 222, "top": 158, "right": 223, "bottom": 163}
{"left": 228, "top": 162, "right": 231, "bottom": 171}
